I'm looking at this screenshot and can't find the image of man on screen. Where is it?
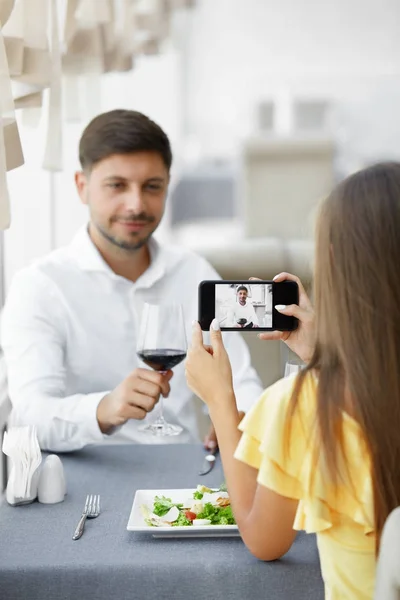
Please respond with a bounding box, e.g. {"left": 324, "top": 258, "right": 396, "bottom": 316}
{"left": 226, "top": 286, "right": 259, "bottom": 328}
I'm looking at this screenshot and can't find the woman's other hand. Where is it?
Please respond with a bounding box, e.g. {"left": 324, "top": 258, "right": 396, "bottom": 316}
{"left": 251, "top": 273, "right": 315, "bottom": 363}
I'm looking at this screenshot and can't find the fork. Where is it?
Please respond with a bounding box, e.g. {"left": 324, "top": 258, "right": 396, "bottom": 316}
{"left": 72, "top": 494, "right": 101, "bottom": 540}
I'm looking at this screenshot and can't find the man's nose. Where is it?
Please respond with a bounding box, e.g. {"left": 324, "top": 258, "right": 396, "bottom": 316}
{"left": 124, "top": 188, "right": 146, "bottom": 212}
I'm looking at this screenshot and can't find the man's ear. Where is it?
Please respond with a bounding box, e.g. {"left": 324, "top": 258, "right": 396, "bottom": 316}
{"left": 75, "top": 171, "right": 89, "bottom": 205}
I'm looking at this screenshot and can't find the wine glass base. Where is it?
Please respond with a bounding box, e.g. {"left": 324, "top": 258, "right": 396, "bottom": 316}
{"left": 138, "top": 421, "right": 183, "bottom": 437}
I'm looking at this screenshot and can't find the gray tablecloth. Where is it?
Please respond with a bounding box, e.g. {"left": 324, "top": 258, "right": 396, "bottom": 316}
{"left": 0, "top": 445, "right": 324, "bottom": 600}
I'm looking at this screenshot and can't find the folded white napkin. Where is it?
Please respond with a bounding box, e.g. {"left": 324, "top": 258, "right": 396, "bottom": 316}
{"left": 2, "top": 426, "right": 42, "bottom": 505}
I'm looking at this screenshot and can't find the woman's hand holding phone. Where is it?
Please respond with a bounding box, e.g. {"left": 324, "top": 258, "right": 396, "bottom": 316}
{"left": 251, "top": 273, "right": 315, "bottom": 363}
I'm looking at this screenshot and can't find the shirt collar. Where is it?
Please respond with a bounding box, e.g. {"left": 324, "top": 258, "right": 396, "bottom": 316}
{"left": 68, "top": 225, "right": 170, "bottom": 288}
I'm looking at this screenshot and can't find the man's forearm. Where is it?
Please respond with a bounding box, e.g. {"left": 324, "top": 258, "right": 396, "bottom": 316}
{"left": 9, "top": 390, "right": 108, "bottom": 452}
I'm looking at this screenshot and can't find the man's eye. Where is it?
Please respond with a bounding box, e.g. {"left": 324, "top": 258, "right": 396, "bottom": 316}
{"left": 146, "top": 184, "right": 162, "bottom": 191}
{"left": 108, "top": 182, "right": 125, "bottom": 189}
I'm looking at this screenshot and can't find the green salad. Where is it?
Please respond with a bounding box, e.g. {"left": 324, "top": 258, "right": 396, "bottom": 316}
{"left": 141, "top": 484, "right": 236, "bottom": 527}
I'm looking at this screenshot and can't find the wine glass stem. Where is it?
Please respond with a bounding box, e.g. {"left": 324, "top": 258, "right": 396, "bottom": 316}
{"left": 155, "top": 370, "right": 167, "bottom": 424}
{"left": 157, "top": 398, "right": 165, "bottom": 424}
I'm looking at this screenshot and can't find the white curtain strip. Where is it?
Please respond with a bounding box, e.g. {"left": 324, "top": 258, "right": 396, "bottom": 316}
{"left": 0, "top": 114, "right": 11, "bottom": 230}
{"left": 1, "top": 0, "right": 196, "bottom": 181}
{"left": 0, "top": 24, "right": 18, "bottom": 229}
{"left": 6, "top": 0, "right": 52, "bottom": 109}
{"left": 0, "top": 0, "right": 15, "bottom": 26}
{"left": 74, "top": 0, "right": 112, "bottom": 27}
{"left": 42, "top": 0, "right": 63, "bottom": 171}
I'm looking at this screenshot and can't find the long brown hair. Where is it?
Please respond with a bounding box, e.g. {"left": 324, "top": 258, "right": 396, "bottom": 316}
{"left": 293, "top": 162, "right": 400, "bottom": 552}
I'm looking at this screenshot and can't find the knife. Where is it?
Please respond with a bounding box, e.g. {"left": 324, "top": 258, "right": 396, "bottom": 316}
{"left": 198, "top": 447, "right": 219, "bottom": 476}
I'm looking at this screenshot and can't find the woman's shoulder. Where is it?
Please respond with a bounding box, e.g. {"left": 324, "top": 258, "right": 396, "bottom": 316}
{"left": 257, "top": 370, "right": 317, "bottom": 416}
{"left": 238, "top": 370, "right": 317, "bottom": 443}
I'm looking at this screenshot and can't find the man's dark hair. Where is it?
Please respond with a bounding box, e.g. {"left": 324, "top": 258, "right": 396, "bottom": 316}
{"left": 237, "top": 286, "right": 248, "bottom": 293}
{"left": 78, "top": 109, "right": 173, "bottom": 172}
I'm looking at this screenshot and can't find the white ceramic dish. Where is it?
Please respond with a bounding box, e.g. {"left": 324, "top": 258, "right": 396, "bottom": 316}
{"left": 127, "top": 488, "right": 240, "bottom": 538}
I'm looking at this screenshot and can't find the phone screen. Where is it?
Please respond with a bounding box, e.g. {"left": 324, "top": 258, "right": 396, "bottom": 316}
{"left": 199, "top": 280, "right": 298, "bottom": 332}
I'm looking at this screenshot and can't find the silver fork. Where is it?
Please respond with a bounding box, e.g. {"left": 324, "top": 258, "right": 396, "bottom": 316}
{"left": 72, "top": 494, "right": 101, "bottom": 540}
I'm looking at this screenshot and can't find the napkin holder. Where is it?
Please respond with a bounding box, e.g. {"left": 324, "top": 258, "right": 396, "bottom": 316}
{"left": 2, "top": 426, "right": 43, "bottom": 506}
{"left": 6, "top": 465, "right": 41, "bottom": 506}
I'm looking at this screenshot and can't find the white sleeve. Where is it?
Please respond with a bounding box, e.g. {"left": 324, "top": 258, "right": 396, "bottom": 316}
{"left": 196, "top": 259, "right": 263, "bottom": 413}
{"left": 1, "top": 268, "right": 109, "bottom": 452}
{"left": 374, "top": 507, "right": 400, "bottom": 600}
{"left": 226, "top": 306, "right": 236, "bottom": 327}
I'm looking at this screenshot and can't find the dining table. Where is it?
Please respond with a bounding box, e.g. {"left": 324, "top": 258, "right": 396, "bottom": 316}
{"left": 0, "top": 444, "right": 324, "bottom": 600}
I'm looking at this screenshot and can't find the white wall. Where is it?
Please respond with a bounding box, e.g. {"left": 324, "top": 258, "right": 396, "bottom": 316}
{"left": 182, "top": 0, "right": 400, "bottom": 165}
{"left": 4, "top": 126, "right": 52, "bottom": 290}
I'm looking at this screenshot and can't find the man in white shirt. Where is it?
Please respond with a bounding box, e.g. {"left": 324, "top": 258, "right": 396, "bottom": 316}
{"left": 227, "top": 286, "right": 259, "bottom": 328}
{"left": 1, "top": 109, "right": 263, "bottom": 452}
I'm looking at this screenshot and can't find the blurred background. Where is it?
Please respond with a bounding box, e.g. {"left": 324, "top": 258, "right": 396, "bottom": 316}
{"left": 3, "top": 0, "right": 400, "bottom": 286}
{"left": 1, "top": 0, "right": 400, "bottom": 386}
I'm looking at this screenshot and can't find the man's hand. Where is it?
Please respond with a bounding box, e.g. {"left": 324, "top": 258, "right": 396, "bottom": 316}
{"left": 204, "top": 411, "right": 246, "bottom": 451}
{"left": 97, "top": 368, "right": 173, "bottom": 433}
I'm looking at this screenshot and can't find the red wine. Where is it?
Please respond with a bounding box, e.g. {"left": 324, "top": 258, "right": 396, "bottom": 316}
{"left": 137, "top": 349, "right": 187, "bottom": 371}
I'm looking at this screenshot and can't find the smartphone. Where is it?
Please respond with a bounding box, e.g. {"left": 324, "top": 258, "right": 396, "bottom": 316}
{"left": 198, "top": 280, "right": 299, "bottom": 332}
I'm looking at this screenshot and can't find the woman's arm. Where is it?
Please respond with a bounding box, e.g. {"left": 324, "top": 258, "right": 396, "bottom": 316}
{"left": 210, "top": 397, "right": 298, "bottom": 559}
{"left": 186, "top": 321, "right": 298, "bottom": 560}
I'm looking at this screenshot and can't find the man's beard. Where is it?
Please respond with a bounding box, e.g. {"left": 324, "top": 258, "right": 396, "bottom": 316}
{"left": 95, "top": 218, "right": 156, "bottom": 252}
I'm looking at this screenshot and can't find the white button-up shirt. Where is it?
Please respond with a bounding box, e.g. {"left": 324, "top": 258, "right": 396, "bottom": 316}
{"left": 227, "top": 300, "right": 259, "bottom": 327}
{"left": 1, "top": 227, "right": 263, "bottom": 451}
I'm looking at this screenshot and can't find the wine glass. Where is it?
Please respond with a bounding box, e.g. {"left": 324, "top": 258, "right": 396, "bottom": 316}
{"left": 284, "top": 362, "right": 302, "bottom": 377}
{"left": 136, "top": 303, "right": 187, "bottom": 436}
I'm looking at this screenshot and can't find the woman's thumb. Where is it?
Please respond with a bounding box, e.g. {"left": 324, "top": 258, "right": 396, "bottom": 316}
{"left": 210, "top": 319, "right": 223, "bottom": 353}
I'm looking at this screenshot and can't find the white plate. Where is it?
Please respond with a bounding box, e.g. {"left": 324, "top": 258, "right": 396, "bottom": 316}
{"left": 127, "top": 488, "right": 240, "bottom": 538}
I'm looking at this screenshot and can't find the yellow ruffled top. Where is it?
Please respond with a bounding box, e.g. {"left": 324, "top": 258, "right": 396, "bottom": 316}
{"left": 234, "top": 372, "right": 376, "bottom": 600}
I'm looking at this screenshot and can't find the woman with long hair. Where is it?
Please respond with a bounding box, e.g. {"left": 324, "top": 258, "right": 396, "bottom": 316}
{"left": 186, "top": 162, "right": 400, "bottom": 599}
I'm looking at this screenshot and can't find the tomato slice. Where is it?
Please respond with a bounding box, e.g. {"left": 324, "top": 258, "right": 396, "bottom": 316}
{"left": 185, "top": 511, "right": 197, "bottom": 521}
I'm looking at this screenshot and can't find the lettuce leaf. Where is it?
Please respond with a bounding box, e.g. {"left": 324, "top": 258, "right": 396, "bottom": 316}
{"left": 153, "top": 496, "right": 183, "bottom": 517}
{"left": 196, "top": 503, "right": 236, "bottom": 525}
